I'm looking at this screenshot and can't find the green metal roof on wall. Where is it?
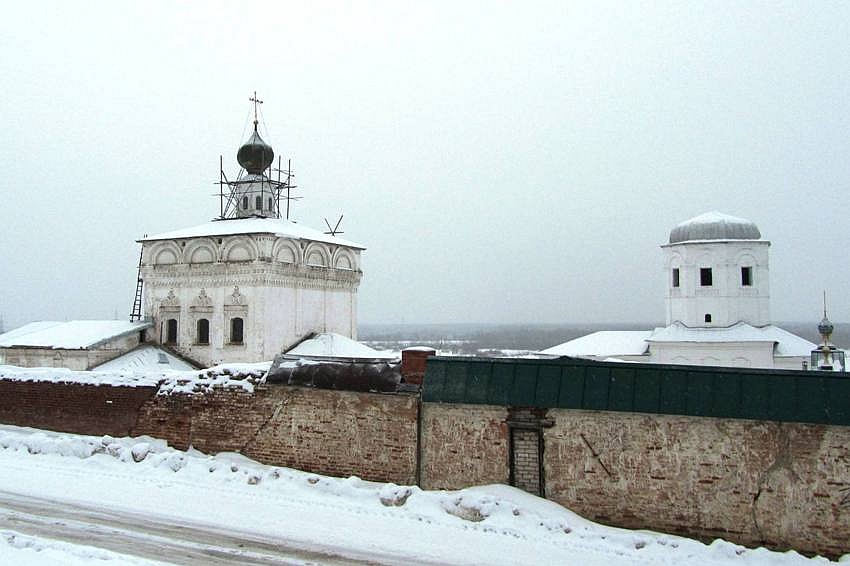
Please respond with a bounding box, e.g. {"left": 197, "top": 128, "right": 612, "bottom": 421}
{"left": 422, "top": 356, "right": 850, "bottom": 426}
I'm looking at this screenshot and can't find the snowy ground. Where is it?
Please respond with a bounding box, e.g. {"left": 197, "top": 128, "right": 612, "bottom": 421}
{"left": 0, "top": 425, "right": 842, "bottom": 565}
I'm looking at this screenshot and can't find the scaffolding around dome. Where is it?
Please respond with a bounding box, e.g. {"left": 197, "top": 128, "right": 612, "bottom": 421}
{"left": 216, "top": 93, "right": 300, "bottom": 221}
{"left": 216, "top": 153, "right": 299, "bottom": 220}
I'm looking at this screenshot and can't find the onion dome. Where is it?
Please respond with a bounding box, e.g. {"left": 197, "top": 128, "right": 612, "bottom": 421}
{"left": 669, "top": 212, "right": 761, "bottom": 244}
{"left": 237, "top": 129, "right": 275, "bottom": 174}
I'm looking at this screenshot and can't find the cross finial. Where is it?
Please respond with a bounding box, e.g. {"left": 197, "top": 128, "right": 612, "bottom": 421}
{"left": 249, "top": 91, "right": 263, "bottom": 131}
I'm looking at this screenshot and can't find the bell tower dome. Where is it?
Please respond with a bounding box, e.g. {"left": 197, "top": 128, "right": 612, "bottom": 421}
{"left": 662, "top": 212, "right": 771, "bottom": 328}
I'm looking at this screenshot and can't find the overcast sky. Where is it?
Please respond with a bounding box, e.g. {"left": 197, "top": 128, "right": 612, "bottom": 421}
{"left": 1, "top": 1, "right": 848, "bottom": 330}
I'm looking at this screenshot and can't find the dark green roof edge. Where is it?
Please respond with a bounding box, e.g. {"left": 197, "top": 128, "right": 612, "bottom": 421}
{"left": 422, "top": 356, "right": 850, "bottom": 426}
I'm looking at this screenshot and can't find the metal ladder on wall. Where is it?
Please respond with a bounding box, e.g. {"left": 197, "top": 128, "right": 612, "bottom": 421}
{"left": 129, "top": 246, "right": 143, "bottom": 322}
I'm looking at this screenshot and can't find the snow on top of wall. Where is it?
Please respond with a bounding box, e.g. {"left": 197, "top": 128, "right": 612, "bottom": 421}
{"left": 647, "top": 322, "right": 816, "bottom": 356}
{"left": 0, "top": 320, "right": 151, "bottom": 350}
{"left": 140, "top": 217, "right": 365, "bottom": 250}
{"left": 92, "top": 345, "right": 197, "bottom": 372}
{"left": 0, "top": 361, "right": 271, "bottom": 394}
{"left": 540, "top": 331, "right": 653, "bottom": 357}
{"left": 285, "top": 333, "right": 397, "bottom": 360}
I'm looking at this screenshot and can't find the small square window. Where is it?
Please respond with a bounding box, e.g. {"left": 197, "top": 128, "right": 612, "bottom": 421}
{"left": 741, "top": 266, "right": 753, "bottom": 286}
{"left": 700, "top": 267, "right": 713, "bottom": 287}
{"left": 672, "top": 268, "right": 680, "bottom": 288}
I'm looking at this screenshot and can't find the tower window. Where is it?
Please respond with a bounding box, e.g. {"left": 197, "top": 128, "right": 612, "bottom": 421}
{"left": 700, "top": 267, "right": 713, "bottom": 286}
{"left": 741, "top": 266, "right": 753, "bottom": 286}
{"left": 196, "top": 318, "right": 210, "bottom": 345}
{"left": 165, "top": 319, "right": 178, "bottom": 344}
{"left": 672, "top": 268, "right": 680, "bottom": 288}
{"left": 242, "top": 196, "right": 248, "bottom": 210}
{"left": 230, "top": 317, "right": 244, "bottom": 344}
{"left": 255, "top": 196, "right": 262, "bottom": 210}
{"left": 268, "top": 197, "right": 273, "bottom": 211}
{"left": 704, "top": 314, "right": 712, "bottom": 323}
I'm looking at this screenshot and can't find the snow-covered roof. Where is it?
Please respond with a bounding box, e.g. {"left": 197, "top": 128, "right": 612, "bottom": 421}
{"left": 92, "top": 345, "right": 197, "bottom": 372}
{"left": 140, "top": 217, "right": 365, "bottom": 249}
{"left": 0, "top": 321, "right": 152, "bottom": 350}
{"left": 540, "top": 331, "right": 653, "bottom": 357}
{"left": 284, "top": 333, "right": 397, "bottom": 360}
{"left": 647, "top": 322, "right": 816, "bottom": 357}
{"left": 668, "top": 211, "right": 762, "bottom": 244}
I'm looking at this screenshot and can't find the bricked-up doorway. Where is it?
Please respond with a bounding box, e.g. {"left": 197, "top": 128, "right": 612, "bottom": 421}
{"left": 509, "top": 427, "right": 543, "bottom": 496}
{"left": 507, "top": 407, "right": 550, "bottom": 497}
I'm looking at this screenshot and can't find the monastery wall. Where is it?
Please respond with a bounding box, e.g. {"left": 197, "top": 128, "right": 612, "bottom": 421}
{"left": 418, "top": 402, "right": 850, "bottom": 559}
{"left": 0, "top": 379, "right": 157, "bottom": 436}
{"left": 420, "top": 403, "right": 509, "bottom": 489}
{"left": 0, "top": 363, "right": 848, "bottom": 558}
{"left": 134, "top": 385, "right": 418, "bottom": 484}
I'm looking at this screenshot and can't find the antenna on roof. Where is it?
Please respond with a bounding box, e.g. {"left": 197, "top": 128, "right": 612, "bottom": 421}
{"left": 324, "top": 215, "right": 344, "bottom": 236}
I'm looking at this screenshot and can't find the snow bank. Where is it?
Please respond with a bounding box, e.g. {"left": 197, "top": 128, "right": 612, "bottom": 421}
{"left": 0, "top": 425, "right": 840, "bottom": 565}
{"left": 0, "top": 530, "right": 171, "bottom": 565}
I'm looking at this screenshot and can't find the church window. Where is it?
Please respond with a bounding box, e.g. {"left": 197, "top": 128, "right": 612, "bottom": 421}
{"left": 197, "top": 318, "right": 210, "bottom": 344}
{"left": 672, "top": 268, "right": 680, "bottom": 288}
{"left": 255, "top": 196, "right": 262, "bottom": 210}
{"left": 165, "top": 319, "right": 178, "bottom": 344}
{"left": 700, "top": 267, "right": 713, "bottom": 286}
{"left": 704, "top": 314, "right": 712, "bottom": 323}
{"left": 741, "top": 266, "right": 753, "bottom": 286}
{"left": 242, "top": 196, "right": 248, "bottom": 210}
{"left": 268, "top": 197, "right": 273, "bottom": 210}
{"left": 230, "top": 317, "right": 244, "bottom": 344}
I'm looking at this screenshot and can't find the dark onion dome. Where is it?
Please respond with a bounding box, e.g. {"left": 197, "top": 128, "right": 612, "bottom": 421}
{"left": 669, "top": 211, "right": 761, "bottom": 244}
{"left": 237, "top": 129, "right": 275, "bottom": 174}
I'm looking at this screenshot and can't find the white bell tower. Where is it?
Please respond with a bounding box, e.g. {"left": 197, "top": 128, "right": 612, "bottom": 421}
{"left": 662, "top": 212, "right": 771, "bottom": 328}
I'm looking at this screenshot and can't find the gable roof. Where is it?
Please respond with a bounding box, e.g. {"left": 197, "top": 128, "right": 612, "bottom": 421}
{"left": 540, "top": 331, "right": 652, "bottom": 357}
{"left": 284, "top": 332, "right": 397, "bottom": 361}
{"left": 92, "top": 345, "right": 197, "bottom": 371}
{"left": 0, "top": 321, "right": 152, "bottom": 350}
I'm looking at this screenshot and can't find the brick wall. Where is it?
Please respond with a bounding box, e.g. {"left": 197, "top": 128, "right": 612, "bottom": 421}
{"left": 134, "top": 385, "right": 418, "bottom": 484}
{"left": 543, "top": 409, "right": 850, "bottom": 558}
{"left": 0, "top": 379, "right": 157, "bottom": 436}
{"left": 421, "top": 403, "right": 509, "bottom": 489}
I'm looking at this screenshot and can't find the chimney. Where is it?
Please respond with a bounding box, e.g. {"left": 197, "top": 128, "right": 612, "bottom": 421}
{"left": 401, "top": 346, "right": 436, "bottom": 386}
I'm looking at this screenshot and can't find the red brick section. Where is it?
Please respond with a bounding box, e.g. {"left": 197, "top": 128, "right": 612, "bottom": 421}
{"left": 400, "top": 347, "right": 436, "bottom": 385}
{"left": 0, "top": 379, "right": 157, "bottom": 436}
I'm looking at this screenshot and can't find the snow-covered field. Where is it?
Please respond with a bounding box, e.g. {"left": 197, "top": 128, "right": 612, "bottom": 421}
{"left": 0, "top": 425, "right": 842, "bottom": 565}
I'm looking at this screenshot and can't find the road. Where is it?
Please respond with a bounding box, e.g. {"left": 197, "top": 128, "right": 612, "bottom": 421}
{"left": 0, "top": 489, "right": 392, "bottom": 566}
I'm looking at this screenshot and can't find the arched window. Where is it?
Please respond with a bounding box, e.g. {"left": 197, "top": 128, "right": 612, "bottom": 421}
{"left": 242, "top": 196, "right": 248, "bottom": 210}
{"left": 230, "top": 317, "right": 244, "bottom": 344}
{"left": 268, "top": 197, "right": 273, "bottom": 211}
{"left": 165, "top": 319, "right": 178, "bottom": 344}
{"left": 196, "top": 318, "right": 210, "bottom": 345}
{"left": 704, "top": 314, "right": 712, "bottom": 323}
{"left": 255, "top": 196, "right": 262, "bottom": 210}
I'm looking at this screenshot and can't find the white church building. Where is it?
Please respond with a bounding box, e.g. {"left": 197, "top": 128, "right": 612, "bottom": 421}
{"left": 0, "top": 100, "right": 367, "bottom": 371}
{"left": 137, "top": 105, "right": 365, "bottom": 368}
{"left": 542, "top": 212, "right": 817, "bottom": 370}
